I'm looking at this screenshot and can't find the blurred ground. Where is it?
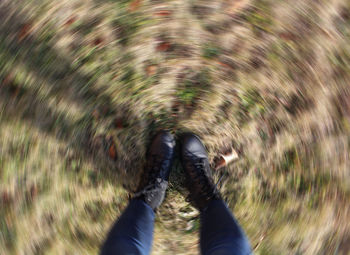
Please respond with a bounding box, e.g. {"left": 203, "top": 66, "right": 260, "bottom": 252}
{"left": 1, "top": 0, "right": 350, "bottom": 254}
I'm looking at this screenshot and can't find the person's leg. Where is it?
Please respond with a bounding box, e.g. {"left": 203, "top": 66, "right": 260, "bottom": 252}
{"left": 101, "top": 199, "right": 155, "bottom": 255}
{"left": 200, "top": 199, "right": 251, "bottom": 255}
{"left": 101, "top": 131, "right": 176, "bottom": 255}
{"left": 179, "top": 133, "right": 251, "bottom": 255}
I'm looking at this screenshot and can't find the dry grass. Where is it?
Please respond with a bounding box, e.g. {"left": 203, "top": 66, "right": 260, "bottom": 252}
{"left": 1, "top": 0, "right": 350, "bottom": 254}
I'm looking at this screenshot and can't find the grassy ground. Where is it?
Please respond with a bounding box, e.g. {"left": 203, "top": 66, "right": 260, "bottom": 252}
{"left": 1, "top": 0, "right": 350, "bottom": 254}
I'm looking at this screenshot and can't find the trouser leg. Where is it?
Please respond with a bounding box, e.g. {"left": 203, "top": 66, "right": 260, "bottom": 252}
{"left": 200, "top": 199, "right": 251, "bottom": 255}
{"left": 101, "top": 199, "right": 155, "bottom": 255}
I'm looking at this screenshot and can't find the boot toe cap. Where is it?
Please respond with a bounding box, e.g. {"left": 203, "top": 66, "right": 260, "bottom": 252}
{"left": 180, "top": 133, "right": 208, "bottom": 158}
{"left": 149, "top": 131, "right": 175, "bottom": 156}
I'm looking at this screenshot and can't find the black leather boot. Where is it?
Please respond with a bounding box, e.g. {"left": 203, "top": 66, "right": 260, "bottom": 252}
{"left": 134, "top": 131, "right": 176, "bottom": 211}
{"left": 180, "top": 133, "right": 221, "bottom": 211}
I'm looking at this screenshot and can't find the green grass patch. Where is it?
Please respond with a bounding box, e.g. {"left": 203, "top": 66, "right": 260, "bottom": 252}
{"left": 243, "top": 0, "right": 273, "bottom": 34}
{"left": 112, "top": 12, "right": 149, "bottom": 46}
{"left": 201, "top": 44, "right": 221, "bottom": 59}
{"left": 177, "top": 85, "right": 197, "bottom": 105}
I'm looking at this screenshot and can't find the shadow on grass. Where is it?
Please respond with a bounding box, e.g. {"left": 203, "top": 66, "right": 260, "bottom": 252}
{"left": 0, "top": 4, "right": 147, "bottom": 191}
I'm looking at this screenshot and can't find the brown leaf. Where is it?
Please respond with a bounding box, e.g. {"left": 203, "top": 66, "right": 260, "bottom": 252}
{"left": 1, "top": 191, "right": 12, "bottom": 205}
{"left": 18, "top": 23, "right": 32, "bottom": 42}
{"left": 213, "top": 148, "right": 239, "bottom": 170}
{"left": 129, "top": 0, "right": 142, "bottom": 12}
{"left": 156, "top": 42, "right": 171, "bottom": 52}
{"left": 112, "top": 74, "right": 119, "bottom": 81}
{"left": 217, "top": 61, "right": 230, "bottom": 68}
{"left": 30, "top": 184, "right": 38, "bottom": 199}
{"left": 146, "top": 65, "right": 157, "bottom": 76}
{"left": 217, "top": 57, "right": 238, "bottom": 70}
{"left": 108, "top": 143, "right": 117, "bottom": 160}
{"left": 93, "top": 37, "right": 104, "bottom": 47}
{"left": 64, "top": 16, "right": 77, "bottom": 27}
{"left": 213, "top": 157, "right": 226, "bottom": 170}
{"left": 114, "top": 118, "right": 124, "bottom": 129}
{"left": 279, "top": 32, "right": 297, "bottom": 41}
{"left": 154, "top": 10, "right": 172, "bottom": 16}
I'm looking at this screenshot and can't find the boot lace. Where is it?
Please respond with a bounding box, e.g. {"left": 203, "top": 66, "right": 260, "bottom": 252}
{"left": 188, "top": 158, "right": 216, "bottom": 200}
{"left": 134, "top": 155, "right": 169, "bottom": 197}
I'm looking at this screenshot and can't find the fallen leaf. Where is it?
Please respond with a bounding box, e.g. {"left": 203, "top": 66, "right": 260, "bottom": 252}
{"left": 279, "top": 32, "right": 297, "bottom": 41}
{"left": 217, "top": 61, "right": 230, "bottom": 68}
{"left": 129, "top": 0, "right": 142, "bottom": 12}
{"left": 154, "top": 10, "right": 172, "bottom": 16}
{"left": 64, "top": 16, "right": 77, "bottom": 27}
{"left": 30, "top": 184, "right": 38, "bottom": 199}
{"left": 217, "top": 57, "right": 238, "bottom": 70}
{"left": 213, "top": 148, "right": 239, "bottom": 170}
{"left": 18, "top": 23, "right": 32, "bottom": 42}
{"left": 93, "top": 37, "right": 104, "bottom": 46}
{"left": 156, "top": 42, "right": 171, "bottom": 52}
{"left": 146, "top": 65, "right": 157, "bottom": 76}
{"left": 1, "top": 191, "right": 12, "bottom": 205}
{"left": 114, "top": 118, "right": 124, "bottom": 129}
{"left": 112, "top": 74, "right": 119, "bottom": 81}
{"left": 108, "top": 142, "right": 117, "bottom": 160}
{"left": 214, "top": 157, "right": 226, "bottom": 170}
